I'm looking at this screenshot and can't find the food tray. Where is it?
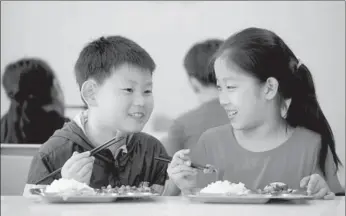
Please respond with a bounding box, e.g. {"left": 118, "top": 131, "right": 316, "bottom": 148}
{"left": 30, "top": 188, "right": 159, "bottom": 203}
{"left": 186, "top": 190, "right": 313, "bottom": 204}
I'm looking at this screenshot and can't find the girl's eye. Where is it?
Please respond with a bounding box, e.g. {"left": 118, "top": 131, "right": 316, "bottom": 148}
{"left": 216, "top": 85, "right": 222, "bottom": 91}
{"left": 226, "top": 86, "right": 236, "bottom": 90}
{"left": 123, "top": 88, "right": 133, "bottom": 93}
{"left": 144, "top": 90, "right": 152, "bottom": 94}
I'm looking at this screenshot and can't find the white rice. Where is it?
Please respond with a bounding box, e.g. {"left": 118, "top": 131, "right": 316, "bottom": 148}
{"left": 45, "top": 178, "right": 94, "bottom": 194}
{"left": 200, "top": 180, "right": 250, "bottom": 195}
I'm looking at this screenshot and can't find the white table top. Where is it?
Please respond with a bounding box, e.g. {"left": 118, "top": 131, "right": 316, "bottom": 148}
{"left": 1, "top": 196, "right": 345, "bottom": 216}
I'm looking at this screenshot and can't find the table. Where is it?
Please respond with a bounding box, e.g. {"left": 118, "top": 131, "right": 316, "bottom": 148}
{"left": 1, "top": 196, "right": 345, "bottom": 216}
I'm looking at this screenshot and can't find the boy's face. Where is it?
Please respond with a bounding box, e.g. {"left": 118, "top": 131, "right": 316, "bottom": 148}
{"left": 91, "top": 63, "right": 154, "bottom": 133}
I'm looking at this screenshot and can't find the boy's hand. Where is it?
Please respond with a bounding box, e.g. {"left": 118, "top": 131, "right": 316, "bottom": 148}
{"left": 300, "top": 174, "right": 335, "bottom": 200}
{"left": 167, "top": 149, "right": 198, "bottom": 193}
{"left": 61, "top": 151, "right": 95, "bottom": 185}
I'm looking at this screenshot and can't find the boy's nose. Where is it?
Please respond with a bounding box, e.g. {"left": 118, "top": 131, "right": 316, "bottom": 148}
{"left": 133, "top": 94, "right": 145, "bottom": 106}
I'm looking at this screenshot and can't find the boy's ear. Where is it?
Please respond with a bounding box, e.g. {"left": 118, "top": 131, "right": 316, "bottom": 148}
{"left": 81, "top": 80, "right": 98, "bottom": 107}
{"left": 263, "top": 77, "right": 279, "bottom": 100}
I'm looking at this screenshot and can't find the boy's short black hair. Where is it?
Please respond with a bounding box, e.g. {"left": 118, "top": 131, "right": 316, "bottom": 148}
{"left": 74, "top": 36, "right": 156, "bottom": 89}
{"left": 183, "top": 39, "right": 224, "bottom": 87}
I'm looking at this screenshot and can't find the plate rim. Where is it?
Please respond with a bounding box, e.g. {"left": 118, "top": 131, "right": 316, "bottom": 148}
{"left": 187, "top": 192, "right": 314, "bottom": 200}
{"left": 41, "top": 192, "right": 160, "bottom": 198}
{"left": 31, "top": 188, "right": 160, "bottom": 199}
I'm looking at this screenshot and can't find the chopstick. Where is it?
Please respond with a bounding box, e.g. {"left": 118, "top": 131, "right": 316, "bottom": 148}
{"left": 34, "top": 136, "right": 126, "bottom": 185}
{"left": 154, "top": 156, "right": 212, "bottom": 171}
{"left": 89, "top": 136, "right": 125, "bottom": 156}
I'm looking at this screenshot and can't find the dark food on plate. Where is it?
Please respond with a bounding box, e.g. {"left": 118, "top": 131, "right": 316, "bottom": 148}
{"left": 259, "top": 182, "right": 304, "bottom": 195}
{"left": 95, "top": 182, "right": 156, "bottom": 195}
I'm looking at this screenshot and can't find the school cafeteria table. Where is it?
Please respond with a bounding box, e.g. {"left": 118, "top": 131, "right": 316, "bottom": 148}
{"left": 1, "top": 196, "right": 344, "bottom": 216}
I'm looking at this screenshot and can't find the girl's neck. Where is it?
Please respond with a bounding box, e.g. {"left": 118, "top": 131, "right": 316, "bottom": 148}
{"left": 233, "top": 117, "right": 294, "bottom": 152}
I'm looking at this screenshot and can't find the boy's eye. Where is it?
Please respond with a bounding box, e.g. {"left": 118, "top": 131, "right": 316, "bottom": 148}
{"left": 144, "top": 90, "right": 152, "bottom": 94}
{"left": 122, "top": 88, "right": 133, "bottom": 93}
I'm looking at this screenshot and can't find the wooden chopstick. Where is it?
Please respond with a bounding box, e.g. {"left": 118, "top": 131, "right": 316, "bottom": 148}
{"left": 154, "top": 156, "right": 210, "bottom": 171}
{"left": 34, "top": 136, "right": 126, "bottom": 185}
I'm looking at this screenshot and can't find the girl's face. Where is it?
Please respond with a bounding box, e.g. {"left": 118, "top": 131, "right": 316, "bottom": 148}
{"left": 214, "top": 57, "right": 269, "bottom": 130}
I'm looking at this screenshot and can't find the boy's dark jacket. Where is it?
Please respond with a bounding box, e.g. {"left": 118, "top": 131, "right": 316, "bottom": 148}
{"left": 27, "top": 121, "right": 169, "bottom": 188}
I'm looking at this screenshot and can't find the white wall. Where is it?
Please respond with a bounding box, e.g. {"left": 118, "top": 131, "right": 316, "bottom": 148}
{"left": 1, "top": 1, "right": 344, "bottom": 185}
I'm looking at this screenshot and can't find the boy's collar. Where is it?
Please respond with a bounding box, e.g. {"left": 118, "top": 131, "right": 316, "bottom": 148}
{"left": 73, "top": 110, "right": 128, "bottom": 154}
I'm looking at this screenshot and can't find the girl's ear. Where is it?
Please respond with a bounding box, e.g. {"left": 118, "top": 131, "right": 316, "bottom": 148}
{"left": 263, "top": 77, "right": 279, "bottom": 100}
{"left": 81, "top": 80, "right": 98, "bottom": 107}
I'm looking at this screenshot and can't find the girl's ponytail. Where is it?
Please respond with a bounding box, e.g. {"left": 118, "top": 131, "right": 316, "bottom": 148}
{"left": 286, "top": 62, "right": 342, "bottom": 177}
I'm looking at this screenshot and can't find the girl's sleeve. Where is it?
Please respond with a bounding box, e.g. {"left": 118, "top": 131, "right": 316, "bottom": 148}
{"left": 191, "top": 131, "right": 216, "bottom": 188}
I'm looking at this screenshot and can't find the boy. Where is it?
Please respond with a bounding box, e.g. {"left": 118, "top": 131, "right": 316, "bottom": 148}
{"left": 23, "top": 36, "right": 169, "bottom": 195}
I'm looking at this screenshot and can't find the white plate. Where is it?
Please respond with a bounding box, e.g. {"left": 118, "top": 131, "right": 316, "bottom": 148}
{"left": 187, "top": 192, "right": 313, "bottom": 204}
{"left": 30, "top": 188, "right": 159, "bottom": 203}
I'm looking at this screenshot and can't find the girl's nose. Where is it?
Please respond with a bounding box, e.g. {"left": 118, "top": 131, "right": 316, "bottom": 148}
{"left": 218, "top": 91, "right": 230, "bottom": 106}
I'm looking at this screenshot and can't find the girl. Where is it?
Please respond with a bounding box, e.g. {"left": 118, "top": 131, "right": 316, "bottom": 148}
{"left": 167, "top": 27, "right": 344, "bottom": 199}
{"left": 1, "top": 58, "right": 68, "bottom": 143}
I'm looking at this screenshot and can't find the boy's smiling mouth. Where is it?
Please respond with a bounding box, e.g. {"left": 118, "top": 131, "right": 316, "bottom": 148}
{"left": 129, "top": 112, "right": 145, "bottom": 119}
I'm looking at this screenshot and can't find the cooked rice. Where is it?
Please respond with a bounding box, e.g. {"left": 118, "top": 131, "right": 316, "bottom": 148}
{"left": 45, "top": 178, "right": 94, "bottom": 194}
{"left": 200, "top": 180, "right": 250, "bottom": 195}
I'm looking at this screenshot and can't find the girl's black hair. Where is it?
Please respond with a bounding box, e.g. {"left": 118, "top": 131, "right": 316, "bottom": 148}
{"left": 1, "top": 58, "right": 66, "bottom": 143}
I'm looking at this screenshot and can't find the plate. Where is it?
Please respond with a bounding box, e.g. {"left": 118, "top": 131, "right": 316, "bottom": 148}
{"left": 30, "top": 188, "right": 160, "bottom": 203}
{"left": 186, "top": 191, "right": 313, "bottom": 204}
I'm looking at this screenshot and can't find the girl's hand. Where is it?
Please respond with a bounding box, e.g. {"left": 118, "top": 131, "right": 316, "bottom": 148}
{"left": 167, "top": 149, "right": 198, "bottom": 192}
{"left": 300, "top": 174, "right": 335, "bottom": 199}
